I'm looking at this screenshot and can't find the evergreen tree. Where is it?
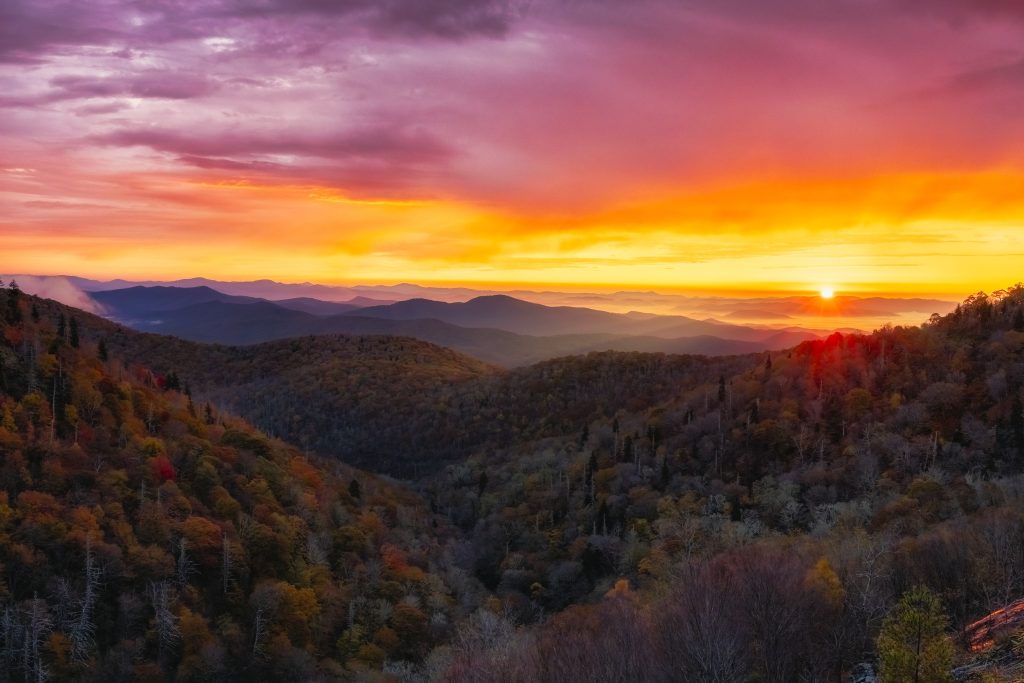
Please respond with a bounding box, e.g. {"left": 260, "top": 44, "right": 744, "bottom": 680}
{"left": 30, "top": 302, "right": 39, "bottom": 322}
{"left": 877, "top": 585, "right": 954, "bottom": 683}
{"left": 1012, "top": 390, "right": 1024, "bottom": 462}
{"left": 621, "top": 435, "right": 633, "bottom": 463}
{"left": 56, "top": 312, "right": 66, "bottom": 340}
{"left": 349, "top": 479, "right": 361, "bottom": 500}
{"left": 69, "top": 316, "right": 80, "bottom": 348}
{"left": 1014, "top": 307, "right": 1024, "bottom": 332}
{"left": 165, "top": 371, "right": 181, "bottom": 392}
{"left": 5, "top": 281, "right": 21, "bottom": 324}
{"left": 583, "top": 451, "right": 598, "bottom": 505}
{"left": 718, "top": 375, "right": 726, "bottom": 404}
{"left": 98, "top": 338, "right": 108, "bottom": 362}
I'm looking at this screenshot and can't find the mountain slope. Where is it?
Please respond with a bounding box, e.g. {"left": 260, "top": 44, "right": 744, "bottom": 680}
{"left": 272, "top": 297, "right": 362, "bottom": 316}
{"left": 423, "top": 284, "right": 1024, "bottom": 681}
{"left": 0, "top": 284, "right": 485, "bottom": 680}
{"left": 121, "top": 300, "right": 323, "bottom": 344}
{"left": 9, "top": 281, "right": 1024, "bottom": 682}
{"left": 349, "top": 294, "right": 780, "bottom": 340}
{"left": 26, "top": 294, "right": 753, "bottom": 475}
{"left": 90, "top": 285, "right": 263, "bottom": 318}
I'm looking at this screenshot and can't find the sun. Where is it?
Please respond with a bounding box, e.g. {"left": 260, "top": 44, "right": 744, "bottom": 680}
{"left": 819, "top": 287, "right": 835, "bottom": 299}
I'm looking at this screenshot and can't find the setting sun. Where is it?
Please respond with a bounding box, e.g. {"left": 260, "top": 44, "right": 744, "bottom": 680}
{"left": 820, "top": 287, "right": 835, "bottom": 299}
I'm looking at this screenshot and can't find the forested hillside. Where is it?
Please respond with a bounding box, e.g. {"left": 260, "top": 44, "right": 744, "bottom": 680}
{"left": 423, "top": 285, "right": 1024, "bottom": 681}
{"left": 28, "top": 295, "right": 753, "bottom": 475}
{"left": 0, "top": 283, "right": 488, "bottom": 681}
{"left": 6, "top": 280, "right": 1024, "bottom": 681}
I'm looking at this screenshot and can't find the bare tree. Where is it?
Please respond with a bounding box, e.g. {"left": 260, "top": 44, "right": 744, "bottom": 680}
{"left": 657, "top": 562, "right": 750, "bottom": 683}
{"left": 25, "top": 596, "right": 52, "bottom": 683}
{"left": 222, "top": 532, "right": 233, "bottom": 595}
{"left": 148, "top": 581, "right": 179, "bottom": 660}
{"left": 251, "top": 609, "right": 266, "bottom": 660}
{"left": 70, "top": 543, "right": 101, "bottom": 662}
{"left": 176, "top": 538, "right": 195, "bottom": 588}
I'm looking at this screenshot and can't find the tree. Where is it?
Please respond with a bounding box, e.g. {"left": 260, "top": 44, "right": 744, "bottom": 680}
{"left": 877, "top": 586, "right": 953, "bottom": 683}
{"left": 1012, "top": 390, "right": 1024, "bottom": 463}
{"left": 348, "top": 478, "right": 361, "bottom": 500}
{"left": 97, "top": 338, "right": 108, "bottom": 362}
{"left": 69, "top": 317, "right": 79, "bottom": 349}
{"left": 5, "top": 281, "right": 21, "bottom": 324}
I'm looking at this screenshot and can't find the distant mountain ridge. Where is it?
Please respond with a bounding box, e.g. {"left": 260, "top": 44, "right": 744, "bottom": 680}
{"left": 86, "top": 286, "right": 820, "bottom": 365}
{"left": 90, "top": 285, "right": 263, "bottom": 318}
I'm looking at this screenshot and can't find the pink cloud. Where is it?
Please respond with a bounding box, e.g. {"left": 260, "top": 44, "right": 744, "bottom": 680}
{"left": 3, "top": 0, "right": 1024, "bottom": 265}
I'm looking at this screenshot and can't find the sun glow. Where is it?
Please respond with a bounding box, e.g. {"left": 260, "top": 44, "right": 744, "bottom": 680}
{"left": 820, "top": 287, "right": 835, "bottom": 299}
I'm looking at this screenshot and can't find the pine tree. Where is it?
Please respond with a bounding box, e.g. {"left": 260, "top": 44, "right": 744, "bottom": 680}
{"left": 877, "top": 585, "right": 953, "bottom": 683}
{"left": 1012, "top": 390, "right": 1024, "bottom": 463}
{"left": 98, "top": 338, "right": 108, "bottom": 361}
{"left": 69, "top": 317, "right": 80, "bottom": 348}
{"left": 349, "top": 478, "right": 361, "bottom": 500}
{"left": 5, "top": 281, "right": 21, "bottom": 324}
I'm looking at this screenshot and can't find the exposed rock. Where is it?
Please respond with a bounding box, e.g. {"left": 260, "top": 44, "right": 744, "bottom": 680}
{"left": 964, "top": 598, "right": 1024, "bottom": 653}
{"left": 848, "top": 662, "right": 877, "bottom": 683}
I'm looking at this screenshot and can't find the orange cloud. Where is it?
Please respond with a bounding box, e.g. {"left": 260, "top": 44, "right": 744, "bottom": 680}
{"left": 5, "top": 167, "right": 1023, "bottom": 295}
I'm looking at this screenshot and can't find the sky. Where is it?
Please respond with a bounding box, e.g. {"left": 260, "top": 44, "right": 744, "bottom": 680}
{"left": 3, "top": 0, "right": 1024, "bottom": 296}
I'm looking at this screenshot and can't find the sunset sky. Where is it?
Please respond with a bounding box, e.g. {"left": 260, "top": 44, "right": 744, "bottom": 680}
{"left": 3, "top": 0, "right": 1024, "bottom": 295}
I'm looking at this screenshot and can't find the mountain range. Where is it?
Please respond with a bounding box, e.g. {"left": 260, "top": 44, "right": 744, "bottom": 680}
{"left": 86, "top": 285, "right": 819, "bottom": 366}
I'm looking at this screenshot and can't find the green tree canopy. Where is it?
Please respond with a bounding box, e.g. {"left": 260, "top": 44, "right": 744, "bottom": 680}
{"left": 877, "top": 585, "right": 954, "bottom": 683}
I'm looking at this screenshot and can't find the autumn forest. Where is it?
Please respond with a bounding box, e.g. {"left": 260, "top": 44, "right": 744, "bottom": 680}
{"left": 0, "top": 280, "right": 1023, "bottom": 682}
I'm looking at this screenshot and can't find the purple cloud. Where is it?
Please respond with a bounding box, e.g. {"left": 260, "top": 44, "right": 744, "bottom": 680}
{"left": 0, "top": 0, "right": 523, "bottom": 65}
{"left": 94, "top": 124, "right": 453, "bottom": 163}
{"left": 4, "top": 0, "right": 1024, "bottom": 217}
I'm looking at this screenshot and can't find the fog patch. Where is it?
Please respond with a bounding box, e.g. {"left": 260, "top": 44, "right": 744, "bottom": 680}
{"left": 1, "top": 275, "right": 107, "bottom": 314}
